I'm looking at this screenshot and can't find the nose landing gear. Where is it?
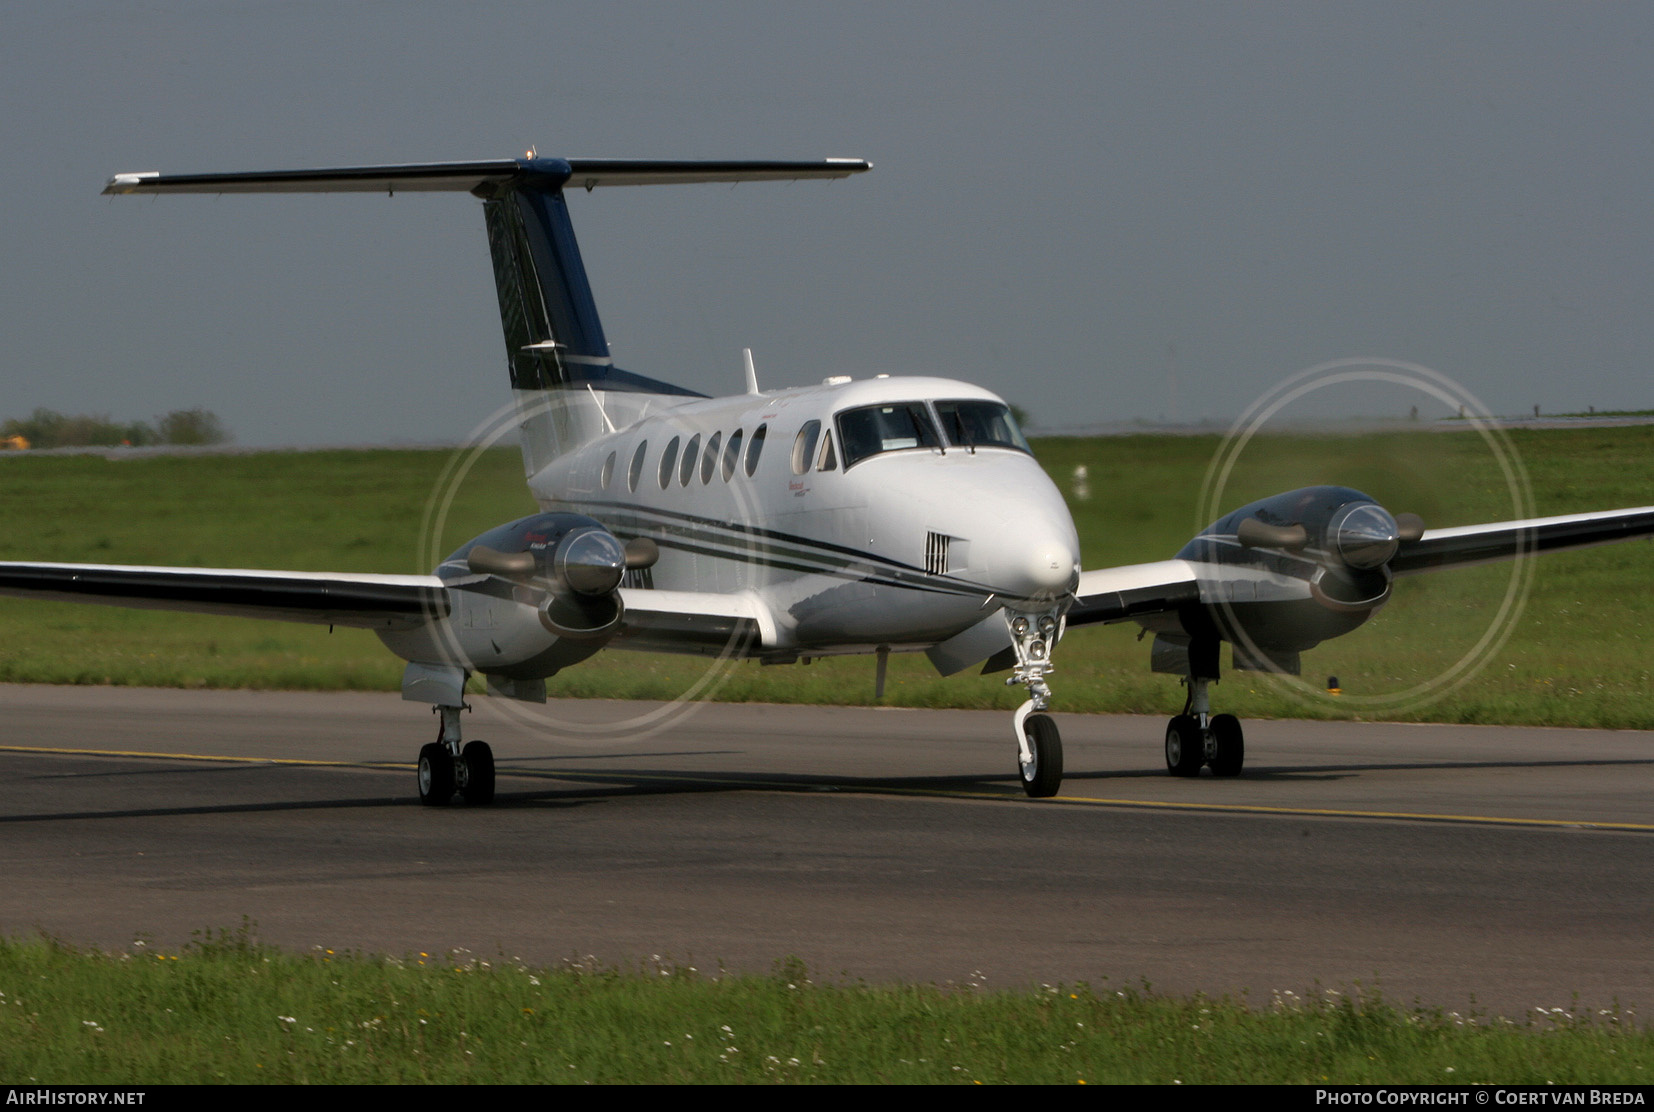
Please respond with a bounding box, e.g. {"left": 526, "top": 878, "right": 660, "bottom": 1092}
{"left": 1005, "top": 607, "right": 1065, "bottom": 797}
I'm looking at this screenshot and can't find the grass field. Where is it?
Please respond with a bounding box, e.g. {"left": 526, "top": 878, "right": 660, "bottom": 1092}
{"left": 1, "top": 930, "right": 1648, "bottom": 1084}
{"left": 0, "top": 426, "right": 1650, "bottom": 727}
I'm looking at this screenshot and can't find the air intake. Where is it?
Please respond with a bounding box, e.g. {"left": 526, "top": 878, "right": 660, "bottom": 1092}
{"left": 925, "top": 532, "right": 951, "bottom": 576}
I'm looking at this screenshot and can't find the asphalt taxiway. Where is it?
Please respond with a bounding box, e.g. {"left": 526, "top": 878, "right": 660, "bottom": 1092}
{"left": 1, "top": 684, "right": 1649, "bottom": 1018}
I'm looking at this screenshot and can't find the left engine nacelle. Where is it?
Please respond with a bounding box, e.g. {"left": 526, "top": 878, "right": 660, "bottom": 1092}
{"left": 378, "top": 512, "right": 657, "bottom": 682}
{"left": 1170, "top": 486, "right": 1425, "bottom": 656}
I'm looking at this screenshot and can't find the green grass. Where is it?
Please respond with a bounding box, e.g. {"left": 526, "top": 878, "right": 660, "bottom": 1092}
{"left": 1, "top": 428, "right": 1651, "bottom": 727}
{"left": 1, "top": 930, "right": 1647, "bottom": 1084}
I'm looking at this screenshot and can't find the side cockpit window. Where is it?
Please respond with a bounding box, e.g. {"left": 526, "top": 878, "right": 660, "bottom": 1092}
{"left": 791, "top": 420, "right": 821, "bottom": 475}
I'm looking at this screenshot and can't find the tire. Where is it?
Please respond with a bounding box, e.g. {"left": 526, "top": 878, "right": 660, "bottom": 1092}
{"left": 418, "top": 742, "right": 455, "bottom": 806}
{"left": 461, "top": 740, "right": 496, "bottom": 805}
{"left": 1165, "top": 715, "right": 1203, "bottom": 777}
{"left": 1208, "top": 714, "right": 1244, "bottom": 777}
{"left": 1018, "top": 713, "right": 1064, "bottom": 798}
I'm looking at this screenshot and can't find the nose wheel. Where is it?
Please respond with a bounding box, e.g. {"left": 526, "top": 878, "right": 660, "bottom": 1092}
{"left": 1016, "top": 707, "right": 1063, "bottom": 798}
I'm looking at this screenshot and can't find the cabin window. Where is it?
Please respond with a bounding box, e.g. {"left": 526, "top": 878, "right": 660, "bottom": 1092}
{"left": 791, "top": 420, "right": 821, "bottom": 475}
{"left": 745, "top": 423, "right": 767, "bottom": 476}
{"left": 723, "top": 428, "right": 744, "bottom": 481}
{"left": 933, "top": 399, "right": 1032, "bottom": 454}
{"left": 658, "top": 436, "right": 680, "bottom": 489}
{"left": 628, "top": 442, "right": 647, "bottom": 492}
{"left": 835, "top": 403, "right": 942, "bottom": 469}
{"left": 600, "top": 451, "right": 616, "bottom": 489}
{"left": 702, "top": 432, "right": 721, "bottom": 484}
{"left": 817, "top": 429, "right": 838, "bottom": 472}
{"left": 679, "top": 433, "right": 701, "bottom": 486}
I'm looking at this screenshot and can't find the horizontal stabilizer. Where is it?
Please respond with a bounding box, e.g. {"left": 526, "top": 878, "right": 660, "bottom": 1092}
{"left": 104, "top": 158, "right": 871, "bottom": 196}
{"left": 0, "top": 562, "right": 446, "bottom": 631}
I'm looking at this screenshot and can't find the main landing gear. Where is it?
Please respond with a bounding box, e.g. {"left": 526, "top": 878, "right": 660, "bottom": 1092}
{"left": 1005, "top": 607, "right": 1065, "bottom": 798}
{"left": 1164, "top": 675, "right": 1245, "bottom": 778}
{"left": 418, "top": 704, "right": 496, "bottom": 806}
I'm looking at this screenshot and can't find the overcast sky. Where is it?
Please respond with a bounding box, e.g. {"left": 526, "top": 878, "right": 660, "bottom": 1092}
{"left": 3, "top": 2, "right": 1650, "bottom": 445}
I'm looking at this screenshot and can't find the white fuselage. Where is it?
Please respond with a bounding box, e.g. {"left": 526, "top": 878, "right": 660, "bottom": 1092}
{"left": 530, "top": 375, "right": 1081, "bottom": 658}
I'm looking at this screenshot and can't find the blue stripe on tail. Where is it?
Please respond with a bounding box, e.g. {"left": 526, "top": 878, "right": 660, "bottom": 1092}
{"left": 482, "top": 159, "right": 703, "bottom": 398}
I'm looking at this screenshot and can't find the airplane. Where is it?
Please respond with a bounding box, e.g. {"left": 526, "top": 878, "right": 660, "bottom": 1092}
{"left": 2, "top": 154, "right": 1652, "bottom": 806}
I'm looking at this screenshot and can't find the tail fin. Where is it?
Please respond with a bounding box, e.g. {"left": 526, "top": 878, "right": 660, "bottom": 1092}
{"left": 106, "top": 157, "right": 871, "bottom": 467}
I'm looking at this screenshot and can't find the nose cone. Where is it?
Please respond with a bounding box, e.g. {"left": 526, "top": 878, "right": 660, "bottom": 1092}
{"left": 557, "top": 529, "right": 627, "bottom": 596}
{"left": 984, "top": 526, "right": 1080, "bottom": 603}
{"left": 1331, "top": 503, "right": 1400, "bottom": 570}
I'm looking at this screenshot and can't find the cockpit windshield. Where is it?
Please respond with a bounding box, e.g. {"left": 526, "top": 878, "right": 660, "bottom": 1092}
{"left": 933, "top": 400, "right": 1031, "bottom": 454}
{"left": 835, "top": 399, "right": 1031, "bottom": 468}
{"left": 836, "top": 403, "right": 941, "bottom": 468}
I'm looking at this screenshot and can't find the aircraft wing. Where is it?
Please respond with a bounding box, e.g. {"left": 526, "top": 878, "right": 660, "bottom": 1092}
{"left": 1390, "top": 506, "right": 1654, "bottom": 575}
{"left": 0, "top": 562, "right": 447, "bottom": 630}
{"left": 1066, "top": 560, "right": 1204, "bottom": 628}
{"left": 1062, "top": 505, "right": 1654, "bottom": 627}
{"left": 612, "top": 588, "right": 770, "bottom": 655}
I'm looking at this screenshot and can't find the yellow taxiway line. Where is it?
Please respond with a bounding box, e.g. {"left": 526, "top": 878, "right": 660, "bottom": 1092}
{"left": 6, "top": 743, "right": 1651, "bottom": 833}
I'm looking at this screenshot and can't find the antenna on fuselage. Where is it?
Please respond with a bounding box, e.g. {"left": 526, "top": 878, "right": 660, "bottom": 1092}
{"left": 742, "top": 347, "right": 761, "bottom": 395}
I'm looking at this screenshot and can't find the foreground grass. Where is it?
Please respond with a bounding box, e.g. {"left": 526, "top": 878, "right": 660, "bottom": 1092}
{"left": 0, "top": 931, "right": 1648, "bottom": 1084}
{"left": 0, "top": 428, "right": 1650, "bottom": 727}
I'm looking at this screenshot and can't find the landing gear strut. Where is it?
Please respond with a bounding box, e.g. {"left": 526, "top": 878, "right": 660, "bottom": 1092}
{"left": 1164, "top": 674, "right": 1245, "bottom": 778}
{"left": 418, "top": 703, "right": 496, "bottom": 806}
{"left": 1005, "top": 607, "right": 1065, "bottom": 797}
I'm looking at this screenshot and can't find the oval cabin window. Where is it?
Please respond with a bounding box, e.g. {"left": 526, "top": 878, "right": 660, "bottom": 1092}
{"left": 658, "top": 437, "right": 680, "bottom": 490}
{"left": 723, "top": 429, "right": 744, "bottom": 481}
{"left": 679, "top": 434, "right": 701, "bottom": 486}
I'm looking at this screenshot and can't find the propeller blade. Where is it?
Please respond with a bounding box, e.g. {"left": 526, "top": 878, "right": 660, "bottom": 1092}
{"left": 1236, "top": 518, "right": 1308, "bottom": 551}
{"left": 1395, "top": 512, "right": 1425, "bottom": 544}
{"left": 624, "top": 537, "right": 660, "bottom": 570}
{"left": 467, "top": 545, "right": 536, "bottom": 579}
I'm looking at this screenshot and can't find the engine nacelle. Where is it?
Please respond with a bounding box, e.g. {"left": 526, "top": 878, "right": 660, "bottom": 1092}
{"left": 1170, "top": 486, "right": 1424, "bottom": 655}
{"left": 377, "top": 512, "right": 657, "bottom": 683}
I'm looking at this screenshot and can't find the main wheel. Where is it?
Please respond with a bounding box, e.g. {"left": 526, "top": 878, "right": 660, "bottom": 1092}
{"left": 1165, "top": 715, "right": 1204, "bottom": 777}
{"left": 1208, "top": 714, "right": 1244, "bottom": 777}
{"left": 418, "top": 742, "right": 455, "bottom": 806}
{"left": 461, "top": 740, "right": 496, "bottom": 805}
{"left": 1018, "top": 713, "right": 1064, "bottom": 798}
